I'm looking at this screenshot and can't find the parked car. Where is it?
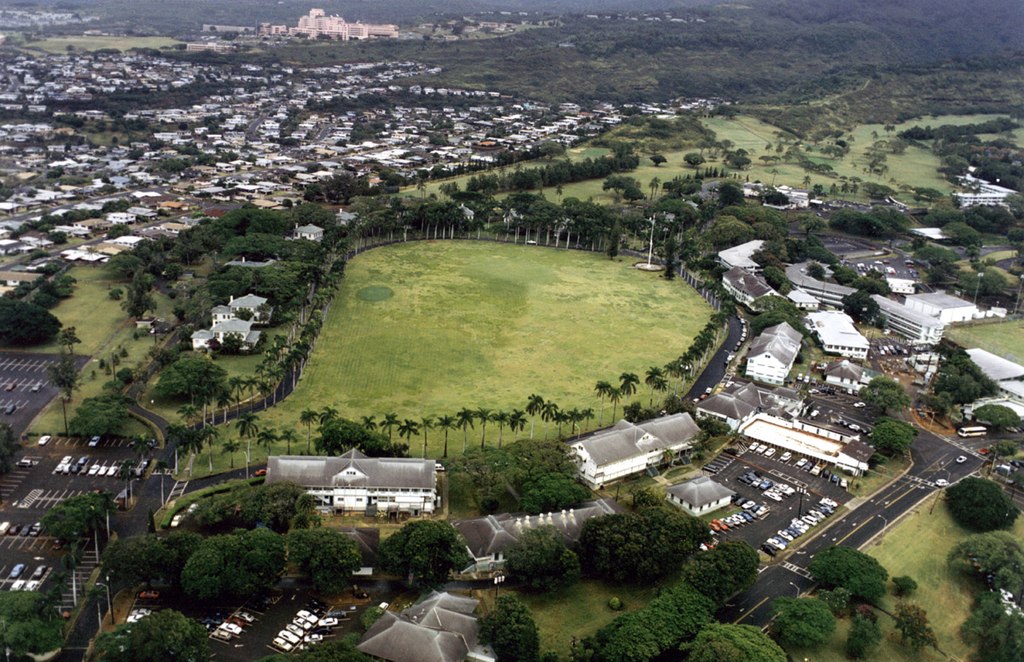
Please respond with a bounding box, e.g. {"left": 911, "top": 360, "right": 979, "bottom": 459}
{"left": 9, "top": 563, "right": 25, "bottom": 579}
{"left": 88, "top": 436, "right": 101, "bottom": 447}
{"left": 37, "top": 435, "right": 51, "bottom": 446}
{"left": 138, "top": 590, "right": 159, "bottom": 600}
{"left": 218, "top": 622, "right": 242, "bottom": 636}
{"left": 278, "top": 630, "right": 301, "bottom": 645}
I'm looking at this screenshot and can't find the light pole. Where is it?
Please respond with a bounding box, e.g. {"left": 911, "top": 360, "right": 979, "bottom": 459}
{"left": 645, "top": 216, "right": 657, "bottom": 268}
{"left": 493, "top": 572, "right": 505, "bottom": 600}
{"left": 788, "top": 581, "right": 801, "bottom": 597}
{"left": 877, "top": 513, "right": 888, "bottom": 529}
{"left": 96, "top": 578, "right": 113, "bottom": 624}
{"left": 973, "top": 271, "right": 983, "bottom": 306}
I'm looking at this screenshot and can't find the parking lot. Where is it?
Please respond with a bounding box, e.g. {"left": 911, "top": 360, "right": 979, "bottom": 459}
{"left": 0, "top": 352, "right": 88, "bottom": 435}
{"left": 121, "top": 584, "right": 392, "bottom": 660}
{"left": 701, "top": 444, "right": 853, "bottom": 556}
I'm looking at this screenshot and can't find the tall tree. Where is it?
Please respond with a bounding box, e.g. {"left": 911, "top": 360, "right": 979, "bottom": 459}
{"left": 377, "top": 520, "right": 469, "bottom": 587}
{"left": 46, "top": 353, "right": 79, "bottom": 436}
{"left": 525, "top": 394, "right": 545, "bottom": 439}
{"left": 436, "top": 414, "right": 456, "bottom": 458}
{"left": 480, "top": 596, "right": 540, "bottom": 662}
{"left": 299, "top": 408, "right": 319, "bottom": 454}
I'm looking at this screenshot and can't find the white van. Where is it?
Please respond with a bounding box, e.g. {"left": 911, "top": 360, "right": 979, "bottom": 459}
{"left": 0, "top": 522, "right": 10, "bottom": 535}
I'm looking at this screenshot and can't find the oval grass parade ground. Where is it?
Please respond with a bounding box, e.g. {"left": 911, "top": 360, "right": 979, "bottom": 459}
{"left": 269, "top": 241, "right": 713, "bottom": 454}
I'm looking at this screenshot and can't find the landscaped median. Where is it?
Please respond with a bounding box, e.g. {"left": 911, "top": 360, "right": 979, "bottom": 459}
{"left": 157, "top": 476, "right": 265, "bottom": 529}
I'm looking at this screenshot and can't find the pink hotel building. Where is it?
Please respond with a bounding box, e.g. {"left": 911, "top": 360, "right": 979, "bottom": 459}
{"left": 260, "top": 8, "right": 398, "bottom": 40}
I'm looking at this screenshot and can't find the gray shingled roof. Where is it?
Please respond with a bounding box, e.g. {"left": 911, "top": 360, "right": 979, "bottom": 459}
{"left": 723, "top": 266, "right": 775, "bottom": 299}
{"left": 230, "top": 293, "right": 268, "bottom": 309}
{"left": 748, "top": 321, "right": 802, "bottom": 365}
{"left": 666, "top": 476, "right": 735, "bottom": 508}
{"left": 265, "top": 450, "right": 435, "bottom": 489}
{"left": 454, "top": 499, "right": 621, "bottom": 559}
{"left": 825, "top": 359, "right": 863, "bottom": 382}
{"left": 577, "top": 413, "right": 700, "bottom": 466}
{"left": 357, "top": 591, "right": 480, "bottom": 662}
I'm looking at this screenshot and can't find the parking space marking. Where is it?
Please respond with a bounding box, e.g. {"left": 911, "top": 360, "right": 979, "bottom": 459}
{"left": 18, "top": 488, "right": 43, "bottom": 508}
{"left": 781, "top": 561, "right": 813, "bottom": 579}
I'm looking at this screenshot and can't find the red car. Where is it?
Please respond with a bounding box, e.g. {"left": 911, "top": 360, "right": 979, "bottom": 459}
{"left": 979, "top": 448, "right": 990, "bottom": 455}
{"left": 254, "top": 469, "right": 267, "bottom": 477}
{"left": 138, "top": 590, "right": 159, "bottom": 600}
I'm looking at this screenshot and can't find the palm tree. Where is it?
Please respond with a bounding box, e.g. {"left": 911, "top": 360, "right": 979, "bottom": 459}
{"left": 299, "top": 408, "right": 318, "bottom": 454}
{"left": 619, "top": 372, "right": 639, "bottom": 401}
{"left": 579, "top": 407, "right": 595, "bottom": 437}
{"left": 256, "top": 427, "right": 278, "bottom": 461}
{"left": 382, "top": 413, "right": 399, "bottom": 441}
{"left": 508, "top": 409, "right": 527, "bottom": 442}
{"left": 554, "top": 409, "right": 570, "bottom": 438}
{"left": 201, "top": 426, "right": 219, "bottom": 472}
{"left": 456, "top": 408, "right": 475, "bottom": 454}
{"left": 228, "top": 376, "right": 245, "bottom": 414}
{"left": 222, "top": 438, "right": 241, "bottom": 469}
{"left": 664, "top": 359, "right": 686, "bottom": 396}
{"left": 475, "top": 408, "right": 493, "bottom": 449}
{"left": 397, "top": 419, "right": 420, "bottom": 450}
{"left": 436, "top": 414, "right": 457, "bottom": 458}
{"left": 361, "top": 415, "right": 378, "bottom": 432}
{"left": 419, "top": 416, "right": 435, "bottom": 458}
{"left": 62, "top": 542, "right": 83, "bottom": 606}
{"left": 236, "top": 412, "right": 260, "bottom": 472}
{"left": 177, "top": 403, "right": 200, "bottom": 426}
{"left": 541, "top": 400, "right": 559, "bottom": 440}
{"left": 607, "top": 386, "right": 623, "bottom": 422}
{"left": 594, "top": 380, "right": 612, "bottom": 426}
{"left": 216, "top": 389, "right": 233, "bottom": 424}
{"left": 526, "top": 394, "right": 545, "bottom": 439}
{"left": 493, "top": 411, "right": 510, "bottom": 448}
{"left": 279, "top": 428, "right": 299, "bottom": 455}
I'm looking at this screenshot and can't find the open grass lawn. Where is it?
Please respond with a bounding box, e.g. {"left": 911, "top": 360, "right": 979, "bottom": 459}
{"left": 948, "top": 318, "right": 1024, "bottom": 364}
{"left": 28, "top": 267, "right": 174, "bottom": 438}
{"left": 26, "top": 36, "right": 182, "bottom": 53}
{"left": 475, "top": 580, "right": 659, "bottom": 657}
{"left": 30, "top": 266, "right": 131, "bottom": 356}
{"left": 184, "top": 241, "right": 710, "bottom": 476}
{"left": 784, "top": 501, "right": 1024, "bottom": 662}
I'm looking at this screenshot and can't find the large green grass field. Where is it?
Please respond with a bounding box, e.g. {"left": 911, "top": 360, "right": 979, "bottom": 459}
{"left": 26, "top": 36, "right": 183, "bottom": 53}
{"left": 948, "top": 318, "right": 1024, "bottom": 364}
{"left": 256, "top": 241, "right": 710, "bottom": 455}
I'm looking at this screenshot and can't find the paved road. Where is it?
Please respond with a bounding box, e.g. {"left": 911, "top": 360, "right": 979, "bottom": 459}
{"left": 718, "top": 429, "right": 984, "bottom": 627}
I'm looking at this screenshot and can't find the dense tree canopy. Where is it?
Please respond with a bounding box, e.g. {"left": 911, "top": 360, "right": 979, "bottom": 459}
{"left": 946, "top": 477, "right": 1020, "bottom": 532}
{"left": 95, "top": 609, "right": 208, "bottom": 662}
{"left": 181, "top": 528, "right": 285, "bottom": 601}
{"left": 287, "top": 528, "right": 362, "bottom": 595}
{"left": 962, "top": 592, "right": 1024, "bottom": 662}
{"left": 191, "top": 481, "right": 308, "bottom": 532}
{"left": 687, "top": 623, "right": 786, "bottom": 662}
{"left": 0, "top": 422, "right": 17, "bottom": 474}
{"left": 932, "top": 350, "right": 998, "bottom": 405}
{"left": 578, "top": 506, "right": 710, "bottom": 583}
{"left": 809, "top": 546, "right": 889, "bottom": 602}
{"left": 480, "top": 595, "right": 540, "bottom": 662}
{"left": 859, "top": 376, "right": 910, "bottom": 414}
{"left": 0, "top": 592, "right": 64, "bottom": 657}
{"left": 102, "top": 531, "right": 201, "bottom": 589}
{"left": 681, "top": 541, "right": 760, "bottom": 605}
{"left": 772, "top": 597, "right": 836, "bottom": 648}
{"left": 0, "top": 299, "right": 61, "bottom": 345}
{"left": 504, "top": 526, "right": 581, "bottom": 592}
{"left": 68, "top": 393, "right": 133, "bottom": 437}
{"left": 846, "top": 614, "right": 882, "bottom": 659}
{"left": 378, "top": 520, "right": 470, "bottom": 587}
{"left": 869, "top": 418, "right": 917, "bottom": 456}
{"left": 518, "top": 473, "right": 591, "bottom": 514}
{"left": 154, "top": 355, "right": 229, "bottom": 403}
{"left": 972, "top": 404, "right": 1021, "bottom": 430}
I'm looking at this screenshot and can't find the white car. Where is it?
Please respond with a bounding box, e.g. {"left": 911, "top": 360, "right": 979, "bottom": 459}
{"left": 318, "top": 617, "right": 339, "bottom": 628}
{"left": 37, "top": 435, "right": 51, "bottom": 446}
{"left": 218, "top": 622, "right": 242, "bottom": 636}
{"left": 88, "top": 464, "right": 102, "bottom": 476}
{"left": 296, "top": 610, "right": 315, "bottom": 621}
{"left": 764, "top": 448, "right": 776, "bottom": 458}
{"left": 286, "top": 623, "right": 305, "bottom": 636}
{"left": 956, "top": 456, "right": 968, "bottom": 464}
{"left": 278, "top": 630, "right": 301, "bottom": 645}
{"left": 854, "top": 402, "right": 866, "bottom": 408}
{"left": 10, "top": 580, "right": 25, "bottom": 591}
{"left": 305, "top": 634, "right": 323, "bottom": 644}
{"left": 273, "top": 638, "right": 294, "bottom": 651}
{"left": 106, "top": 465, "right": 118, "bottom": 477}
{"left": 935, "top": 478, "right": 949, "bottom": 487}
{"left": 779, "top": 452, "right": 792, "bottom": 462}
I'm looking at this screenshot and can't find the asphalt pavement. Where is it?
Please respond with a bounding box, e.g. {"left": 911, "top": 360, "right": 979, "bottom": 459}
{"left": 718, "top": 429, "right": 984, "bottom": 627}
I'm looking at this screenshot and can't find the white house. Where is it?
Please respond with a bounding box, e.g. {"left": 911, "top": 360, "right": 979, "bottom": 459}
{"left": 190, "top": 318, "right": 261, "bottom": 350}
{"left": 905, "top": 291, "right": 977, "bottom": 324}
{"left": 745, "top": 321, "right": 802, "bottom": 385}
{"left": 823, "top": 360, "right": 875, "bottom": 394}
{"left": 787, "top": 288, "right": 820, "bottom": 311}
{"left": 226, "top": 293, "right": 272, "bottom": 323}
{"left": 886, "top": 278, "right": 917, "bottom": 295}
{"left": 722, "top": 267, "right": 777, "bottom": 309}
{"left": 717, "top": 239, "right": 764, "bottom": 272}
{"left": 570, "top": 413, "right": 700, "bottom": 488}
{"left": 805, "top": 311, "right": 869, "bottom": 359}
{"left": 666, "top": 476, "right": 735, "bottom": 516}
{"left": 785, "top": 263, "right": 856, "bottom": 309}
{"left": 292, "top": 224, "right": 324, "bottom": 242}
{"left": 106, "top": 212, "right": 137, "bottom": 225}
{"left": 266, "top": 450, "right": 438, "bottom": 516}
{"left": 454, "top": 499, "right": 620, "bottom": 572}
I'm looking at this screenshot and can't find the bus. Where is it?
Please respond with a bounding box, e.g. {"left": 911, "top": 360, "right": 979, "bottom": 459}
{"left": 957, "top": 426, "right": 988, "bottom": 438}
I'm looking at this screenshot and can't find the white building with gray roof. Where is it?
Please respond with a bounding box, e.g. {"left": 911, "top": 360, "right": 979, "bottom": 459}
{"left": 745, "top": 321, "right": 802, "bottom": 385}
{"left": 717, "top": 239, "right": 764, "bottom": 272}
{"left": 570, "top": 413, "right": 700, "bottom": 488}
{"left": 722, "top": 266, "right": 778, "bottom": 309}
{"left": 785, "top": 262, "right": 856, "bottom": 309}
{"left": 871, "top": 295, "right": 945, "bottom": 345}
{"left": 905, "top": 291, "right": 977, "bottom": 324}
{"left": 697, "top": 380, "right": 802, "bottom": 429}
{"left": 265, "top": 450, "right": 438, "bottom": 515}
{"left": 666, "top": 476, "right": 735, "bottom": 516}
